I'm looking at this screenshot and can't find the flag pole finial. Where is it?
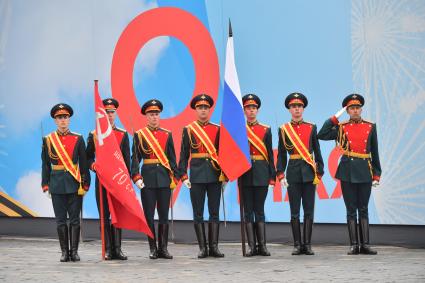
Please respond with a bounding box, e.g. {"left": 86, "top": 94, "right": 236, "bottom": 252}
{"left": 228, "top": 19, "right": 233, "bottom": 37}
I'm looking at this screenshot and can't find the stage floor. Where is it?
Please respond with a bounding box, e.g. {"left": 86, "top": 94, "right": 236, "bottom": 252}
{"left": 1, "top": 237, "right": 424, "bottom": 282}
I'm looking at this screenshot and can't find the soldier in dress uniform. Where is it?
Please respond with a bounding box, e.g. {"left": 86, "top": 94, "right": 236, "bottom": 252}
{"left": 276, "top": 93, "right": 324, "bottom": 255}
{"left": 317, "top": 94, "right": 381, "bottom": 255}
{"left": 86, "top": 98, "right": 129, "bottom": 260}
{"left": 41, "top": 103, "right": 90, "bottom": 262}
{"left": 178, "top": 94, "right": 227, "bottom": 258}
{"left": 240, "top": 94, "right": 276, "bottom": 257}
{"left": 131, "top": 99, "right": 178, "bottom": 260}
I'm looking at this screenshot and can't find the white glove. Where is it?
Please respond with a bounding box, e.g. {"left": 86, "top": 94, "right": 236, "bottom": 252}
{"left": 135, "top": 179, "right": 145, "bottom": 189}
{"left": 334, "top": 106, "right": 347, "bottom": 119}
{"left": 280, "top": 178, "right": 288, "bottom": 188}
{"left": 268, "top": 184, "right": 275, "bottom": 190}
{"left": 221, "top": 181, "right": 228, "bottom": 191}
{"left": 372, "top": 180, "right": 380, "bottom": 188}
{"left": 183, "top": 179, "right": 191, "bottom": 189}
{"left": 44, "top": 190, "right": 51, "bottom": 199}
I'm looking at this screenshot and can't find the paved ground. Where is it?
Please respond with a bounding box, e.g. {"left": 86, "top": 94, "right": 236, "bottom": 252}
{"left": 1, "top": 237, "right": 424, "bottom": 282}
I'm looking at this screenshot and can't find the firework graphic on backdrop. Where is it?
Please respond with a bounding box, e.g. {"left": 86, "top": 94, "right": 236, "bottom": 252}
{"left": 351, "top": 0, "right": 425, "bottom": 224}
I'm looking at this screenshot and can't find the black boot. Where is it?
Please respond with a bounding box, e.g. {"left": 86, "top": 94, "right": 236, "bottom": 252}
{"left": 245, "top": 222, "right": 256, "bottom": 257}
{"left": 290, "top": 218, "right": 302, "bottom": 255}
{"left": 158, "top": 224, "right": 173, "bottom": 259}
{"left": 111, "top": 225, "right": 127, "bottom": 260}
{"left": 101, "top": 223, "right": 113, "bottom": 260}
{"left": 359, "top": 218, "right": 377, "bottom": 255}
{"left": 57, "top": 224, "right": 69, "bottom": 262}
{"left": 194, "top": 223, "right": 208, "bottom": 258}
{"left": 148, "top": 225, "right": 158, "bottom": 259}
{"left": 303, "top": 218, "right": 314, "bottom": 255}
{"left": 347, "top": 219, "right": 359, "bottom": 255}
{"left": 69, "top": 224, "right": 81, "bottom": 262}
{"left": 255, "top": 222, "right": 270, "bottom": 256}
{"left": 208, "top": 222, "right": 224, "bottom": 258}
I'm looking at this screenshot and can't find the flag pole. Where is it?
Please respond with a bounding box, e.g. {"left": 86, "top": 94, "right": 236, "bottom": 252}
{"left": 99, "top": 180, "right": 106, "bottom": 260}
{"left": 221, "top": 186, "right": 226, "bottom": 227}
{"left": 238, "top": 178, "right": 246, "bottom": 256}
{"left": 170, "top": 192, "right": 174, "bottom": 240}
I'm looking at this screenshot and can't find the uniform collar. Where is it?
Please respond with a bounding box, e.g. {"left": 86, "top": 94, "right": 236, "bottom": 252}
{"left": 349, "top": 118, "right": 363, "bottom": 124}
{"left": 147, "top": 125, "right": 159, "bottom": 131}
{"left": 247, "top": 120, "right": 258, "bottom": 126}
{"left": 291, "top": 119, "right": 304, "bottom": 125}
{"left": 197, "top": 120, "right": 209, "bottom": 126}
{"left": 56, "top": 129, "right": 70, "bottom": 136}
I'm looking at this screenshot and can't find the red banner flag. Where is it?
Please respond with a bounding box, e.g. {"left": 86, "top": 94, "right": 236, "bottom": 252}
{"left": 94, "top": 81, "right": 152, "bottom": 238}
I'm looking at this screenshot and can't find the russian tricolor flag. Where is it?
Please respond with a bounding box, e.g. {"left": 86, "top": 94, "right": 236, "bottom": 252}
{"left": 218, "top": 21, "right": 251, "bottom": 181}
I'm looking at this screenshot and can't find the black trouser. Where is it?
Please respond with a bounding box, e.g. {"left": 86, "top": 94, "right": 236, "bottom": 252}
{"left": 141, "top": 187, "right": 171, "bottom": 231}
{"left": 95, "top": 184, "right": 111, "bottom": 226}
{"left": 51, "top": 193, "right": 81, "bottom": 226}
{"left": 241, "top": 185, "right": 268, "bottom": 223}
{"left": 190, "top": 183, "right": 221, "bottom": 224}
{"left": 287, "top": 182, "right": 316, "bottom": 219}
{"left": 341, "top": 181, "right": 372, "bottom": 220}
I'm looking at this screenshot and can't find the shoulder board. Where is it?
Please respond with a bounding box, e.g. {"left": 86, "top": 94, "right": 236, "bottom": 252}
{"left": 209, "top": 122, "right": 220, "bottom": 127}
{"left": 258, "top": 123, "right": 270, "bottom": 128}
{"left": 160, "top": 127, "right": 171, "bottom": 133}
{"left": 70, "top": 132, "right": 81, "bottom": 136}
{"left": 339, "top": 120, "right": 350, "bottom": 125}
{"left": 362, "top": 119, "right": 374, "bottom": 124}
{"left": 114, "top": 127, "right": 126, "bottom": 133}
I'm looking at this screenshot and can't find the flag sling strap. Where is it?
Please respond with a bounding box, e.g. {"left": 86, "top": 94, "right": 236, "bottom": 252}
{"left": 188, "top": 122, "right": 219, "bottom": 164}
{"left": 48, "top": 132, "right": 81, "bottom": 183}
{"left": 138, "top": 128, "right": 176, "bottom": 189}
{"left": 246, "top": 125, "right": 268, "bottom": 162}
{"left": 282, "top": 123, "right": 319, "bottom": 184}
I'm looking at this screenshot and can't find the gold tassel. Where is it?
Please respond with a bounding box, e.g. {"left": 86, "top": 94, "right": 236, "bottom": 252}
{"left": 169, "top": 173, "right": 177, "bottom": 190}
{"left": 77, "top": 184, "right": 86, "bottom": 196}
{"left": 219, "top": 171, "right": 226, "bottom": 182}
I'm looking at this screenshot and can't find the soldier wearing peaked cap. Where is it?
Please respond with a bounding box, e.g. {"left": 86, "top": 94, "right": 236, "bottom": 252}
{"left": 41, "top": 103, "right": 90, "bottom": 262}
{"left": 86, "top": 98, "right": 129, "bottom": 260}
{"left": 240, "top": 94, "right": 276, "bottom": 257}
{"left": 131, "top": 99, "right": 178, "bottom": 260}
{"left": 318, "top": 93, "right": 381, "bottom": 255}
{"left": 277, "top": 93, "right": 324, "bottom": 256}
{"left": 178, "top": 94, "right": 227, "bottom": 258}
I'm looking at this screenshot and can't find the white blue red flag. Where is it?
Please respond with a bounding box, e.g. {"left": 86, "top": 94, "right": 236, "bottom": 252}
{"left": 218, "top": 22, "right": 251, "bottom": 181}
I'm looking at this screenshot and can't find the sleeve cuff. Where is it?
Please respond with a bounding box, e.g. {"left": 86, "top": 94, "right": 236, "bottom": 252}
{"left": 132, "top": 174, "right": 142, "bottom": 183}
{"left": 277, "top": 172, "right": 285, "bottom": 181}
{"left": 42, "top": 185, "right": 49, "bottom": 192}
{"left": 373, "top": 175, "right": 380, "bottom": 182}
{"left": 330, "top": 116, "right": 339, "bottom": 125}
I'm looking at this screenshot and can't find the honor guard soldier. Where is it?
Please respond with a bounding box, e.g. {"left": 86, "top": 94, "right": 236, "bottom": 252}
{"left": 276, "top": 93, "right": 324, "bottom": 255}
{"left": 178, "top": 94, "right": 227, "bottom": 258}
{"left": 240, "top": 94, "right": 276, "bottom": 257}
{"left": 86, "top": 98, "right": 129, "bottom": 260}
{"left": 318, "top": 94, "right": 381, "bottom": 255}
{"left": 131, "top": 99, "right": 178, "bottom": 260}
{"left": 41, "top": 103, "right": 90, "bottom": 262}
